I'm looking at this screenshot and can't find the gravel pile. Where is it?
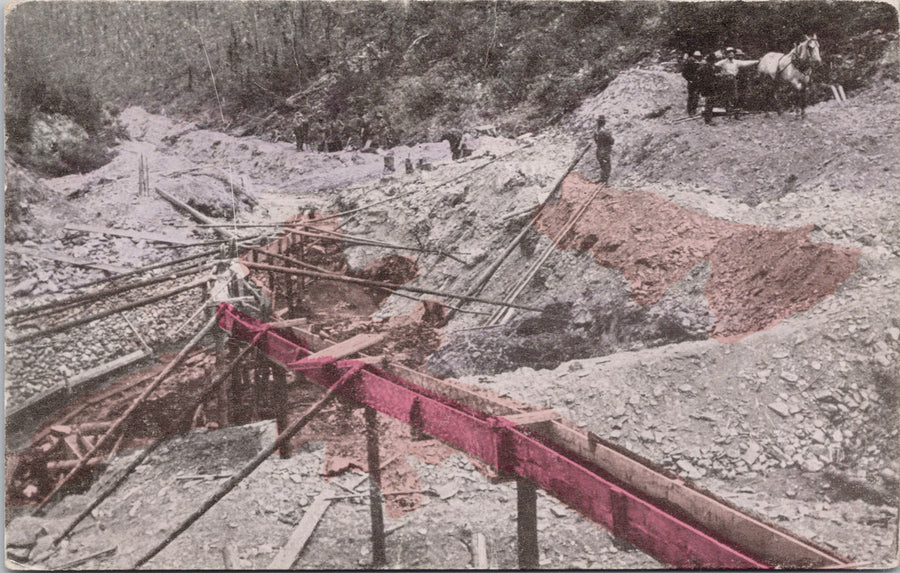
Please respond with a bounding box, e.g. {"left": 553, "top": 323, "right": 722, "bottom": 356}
{"left": 5, "top": 266, "right": 211, "bottom": 410}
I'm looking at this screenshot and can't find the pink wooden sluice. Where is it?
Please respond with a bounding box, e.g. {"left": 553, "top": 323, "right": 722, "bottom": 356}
{"left": 216, "top": 303, "right": 845, "bottom": 569}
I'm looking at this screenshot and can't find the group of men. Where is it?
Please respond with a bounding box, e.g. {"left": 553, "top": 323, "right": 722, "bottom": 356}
{"left": 681, "top": 47, "right": 759, "bottom": 123}
{"left": 290, "top": 110, "right": 394, "bottom": 152}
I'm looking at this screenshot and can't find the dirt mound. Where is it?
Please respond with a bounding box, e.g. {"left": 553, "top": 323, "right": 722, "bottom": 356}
{"left": 532, "top": 173, "right": 859, "bottom": 341}
{"left": 353, "top": 255, "right": 419, "bottom": 289}
{"left": 428, "top": 286, "right": 710, "bottom": 378}
{"left": 562, "top": 67, "right": 684, "bottom": 134}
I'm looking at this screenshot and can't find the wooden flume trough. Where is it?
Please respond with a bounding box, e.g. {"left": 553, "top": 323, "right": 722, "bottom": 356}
{"left": 217, "top": 302, "right": 850, "bottom": 569}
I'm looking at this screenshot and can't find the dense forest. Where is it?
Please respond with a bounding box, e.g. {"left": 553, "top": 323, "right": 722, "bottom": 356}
{"left": 5, "top": 1, "right": 898, "bottom": 174}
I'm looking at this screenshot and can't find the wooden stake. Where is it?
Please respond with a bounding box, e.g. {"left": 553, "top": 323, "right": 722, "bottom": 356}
{"left": 365, "top": 406, "right": 387, "bottom": 568}
{"left": 272, "top": 366, "right": 289, "bottom": 458}
{"left": 473, "top": 533, "right": 489, "bottom": 569}
{"left": 517, "top": 479, "right": 539, "bottom": 569}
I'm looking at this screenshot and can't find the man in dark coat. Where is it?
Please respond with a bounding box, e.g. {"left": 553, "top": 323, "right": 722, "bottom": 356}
{"left": 291, "top": 110, "right": 310, "bottom": 151}
{"left": 697, "top": 54, "right": 719, "bottom": 124}
{"left": 441, "top": 130, "right": 463, "bottom": 160}
{"left": 593, "top": 115, "right": 613, "bottom": 184}
{"left": 682, "top": 51, "right": 704, "bottom": 115}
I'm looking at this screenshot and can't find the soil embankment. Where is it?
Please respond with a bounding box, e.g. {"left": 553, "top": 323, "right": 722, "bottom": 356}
{"left": 534, "top": 172, "right": 860, "bottom": 341}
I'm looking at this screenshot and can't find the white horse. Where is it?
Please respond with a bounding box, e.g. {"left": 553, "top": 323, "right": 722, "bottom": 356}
{"left": 757, "top": 34, "right": 822, "bottom": 117}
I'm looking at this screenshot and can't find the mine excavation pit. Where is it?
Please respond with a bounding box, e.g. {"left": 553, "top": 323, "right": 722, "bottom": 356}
{"left": 5, "top": 2, "right": 900, "bottom": 568}
{"left": 5, "top": 166, "right": 886, "bottom": 569}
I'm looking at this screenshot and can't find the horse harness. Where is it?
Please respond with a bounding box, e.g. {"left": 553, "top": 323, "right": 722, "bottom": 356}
{"left": 775, "top": 39, "right": 817, "bottom": 80}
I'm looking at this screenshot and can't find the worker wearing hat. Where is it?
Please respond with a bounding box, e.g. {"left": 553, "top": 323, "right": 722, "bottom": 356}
{"left": 681, "top": 50, "right": 705, "bottom": 115}
{"left": 715, "top": 47, "right": 759, "bottom": 118}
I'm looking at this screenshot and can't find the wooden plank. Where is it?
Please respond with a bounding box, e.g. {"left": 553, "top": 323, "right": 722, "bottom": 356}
{"left": 303, "top": 333, "right": 385, "bottom": 361}
{"left": 67, "top": 350, "right": 152, "bottom": 390}
{"left": 55, "top": 546, "right": 116, "bottom": 569}
{"left": 222, "top": 543, "right": 240, "bottom": 569}
{"left": 65, "top": 223, "right": 196, "bottom": 246}
{"left": 5, "top": 244, "right": 130, "bottom": 274}
{"left": 6, "top": 383, "right": 69, "bottom": 423}
{"left": 50, "top": 425, "right": 73, "bottom": 436}
{"left": 288, "top": 325, "right": 525, "bottom": 418}
{"left": 541, "top": 422, "right": 844, "bottom": 568}
{"left": 268, "top": 474, "right": 368, "bottom": 569}
{"left": 77, "top": 433, "right": 94, "bottom": 455}
{"left": 270, "top": 317, "right": 309, "bottom": 329}
{"left": 503, "top": 409, "right": 561, "bottom": 427}
{"left": 63, "top": 435, "right": 84, "bottom": 459}
{"left": 155, "top": 188, "right": 237, "bottom": 240}
{"left": 5, "top": 453, "right": 21, "bottom": 495}
{"left": 473, "top": 533, "right": 488, "bottom": 569}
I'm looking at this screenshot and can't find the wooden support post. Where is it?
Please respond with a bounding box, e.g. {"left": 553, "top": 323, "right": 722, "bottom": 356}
{"left": 272, "top": 366, "right": 289, "bottom": 458}
{"left": 238, "top": 362, "right": 253, "bottom": 424}
{"left": 298, "top": 235, "right": 306, "bottom": 294}
{"left": 365, "top": 407, "right": 387, "bottom": 568}
{"left": 230, "top": 342, "right": 244, "bottom": 424}
{"left": 219, "top": 338, "right": 238, "bottom": 428}
{"left": 517, "top": 478, "right": 539, "bottom": 570}
{"left": 251, "top": 351, "right": 269, "bottom": 422}
{"left": 201, "top": 281, "right": 210, "bottom": 321}
{"left": 285, "top": 272, "right": 294, "bottom": 317}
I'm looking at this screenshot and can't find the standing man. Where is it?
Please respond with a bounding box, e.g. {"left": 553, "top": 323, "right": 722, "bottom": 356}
{"left": 291, "top": 110, "right": 310, "bottom": 151}
{"left": 699, "top": 53, "right": 719, "bottom": 124}
{"left": 682, "top": 51, "right": 704, "bottom": 115}
{"left": 715, "top": 47, "right": 759, "bottom": 118}
{"left": 440, "top": 130, "right": 463, "bottom": 160}
{"left": 593, "top": 115, "right": 614, "bottom": 184}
